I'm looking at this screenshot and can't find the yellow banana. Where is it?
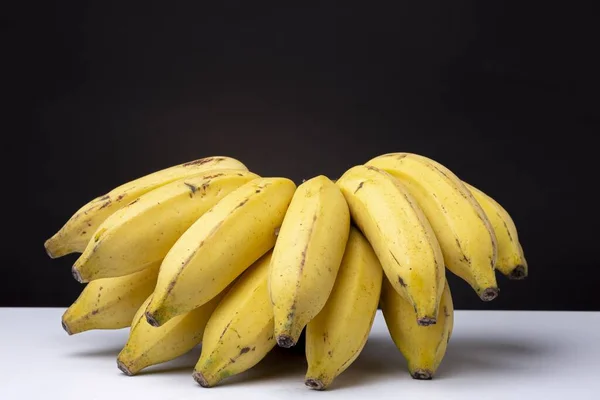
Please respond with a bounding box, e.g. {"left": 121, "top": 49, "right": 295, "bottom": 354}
{"left": 45, "top": 156, "right": 247, "bottom": 258}
{"left": 145, "top": 177, "right": 296, "bottom": 327}
{"left": 269, "top": 175, "right": 350, "bottom": 348}
{"left": 366, "top": 153, "right": 499, "bottom": 300}
{"left": 72, "top": 170, "right": 258, "bottom": 282}
{"left": 305, "top": 227, "right": 382, "bottom": 390}
{"left": 336, "top": 165, "right": 444, "bottom": 325}
{"left": 61, "top": 262, "right": 159, "bottom": 335}
{"left": 465, "top": 183, "right": 528, "bottom": 279}
{"left": 117, "top": 290, "right": 225, "bottom": 376}
{"left": 380, "top": 277, "right": 454, "bottom": 380}
{"left": 193, "top": 251, "right": 275, "bottom": 388}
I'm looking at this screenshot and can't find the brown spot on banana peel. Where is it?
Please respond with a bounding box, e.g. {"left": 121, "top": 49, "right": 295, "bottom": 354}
{"left": 116, "top": 194, "right": 125, "bottom": 201}
{"left": 240, "top": 347, "right": 251, "bottom": 355}
{"left": 417, "top": 316, "right": 436, "bottom": 326}
{"left": 219, "top": 321, "right": 232, "bottom": 341}
{"left": 500, "top": 215, "right": 514, "bottom": 243}
{"left": 184, "top": 182, "right": 198, "bottom": 196}
{"left": 183, "top": 157, "right": 221, "bottom": 167}
{"left": 354, "top": 181, "right": 364, "bottom": 193}
{"left": 99, "top": 200, "right": 112, "bottom": 209}
{"left": 444, "top": 306, "right": 450, "bottom": 318}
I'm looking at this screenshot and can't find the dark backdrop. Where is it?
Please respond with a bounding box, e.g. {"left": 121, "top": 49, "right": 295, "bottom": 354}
{"left": 9, "top": 1, "right": 599, "bottom": 309}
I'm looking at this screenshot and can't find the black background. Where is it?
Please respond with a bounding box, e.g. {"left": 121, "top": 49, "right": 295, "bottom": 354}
{"left": 9, "top": 1, "right": 600, "bottom": 310}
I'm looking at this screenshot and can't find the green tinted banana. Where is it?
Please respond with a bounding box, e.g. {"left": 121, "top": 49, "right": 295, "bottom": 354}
{"left": 145, "top": 178, "right": 296, "bottom": 327}
{"left": 305, "top": 227, "right": 382, "bottom": 390}
{"left": 45, "top": 156, "right": 247, "bottom": 258}
{"left": 193, "top": 252, "right": 275, "bottom": 388}
{"left": 465, "top": 183, "right": 528, "bottom": 279}
{"left": 336, "top": 165, "right": 444, "bottom": 325}
{"left": 380, "top": 277, "right": 454, "bottom": 380}
{"left": 61, "top": 262, "right": 159, "bottom": 335}
{"left": 72, "top": 170, "right": 258, "bottom": 282}
{"left": 269, "top": 175, "right": 350, "bottom": 348}
{"left": 117, "top": 290, "right": 225, "bottom": 376}
{"left": 367, "top": 153, "right": 499, "bottom": 300}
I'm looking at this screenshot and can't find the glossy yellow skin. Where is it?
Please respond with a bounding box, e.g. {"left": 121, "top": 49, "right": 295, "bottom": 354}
{"left": 269, "top": 175, "right": 350, "bottom": 347}
{"left": 72, "top": 170, "right": 258, "bottom": 282}
{"left": 380, "top": 277, "right": 454, "bottom": 380}
{"left": 465, "top": 183, "right": 528, "bottom": 279}
{"left": 117, "top": 291, "right": 225, "bottom": 376}
{"left": 45, "top": 156, "right": 247, "bottom": 258}
{"left": 367, "top": 153, "right": 499, "bottom": 300}
{"left": 61, "top": 261, "right": 159, "bottom": 335}
{"left": 336, "top": 165, "right": 444, "bottom": 325}
{"left": 193, "top": 252, "right": 275, "bottom": 387}
{"left": 146, "top": 178, "right": 296, "bottom": 326}
{"left": 305, "top": 227, "right": 382, "bottom": 390}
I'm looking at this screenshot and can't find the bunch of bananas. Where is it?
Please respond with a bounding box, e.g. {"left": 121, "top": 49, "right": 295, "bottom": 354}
{"left": 46, "top": 153, "right": 527, "bottom": 390}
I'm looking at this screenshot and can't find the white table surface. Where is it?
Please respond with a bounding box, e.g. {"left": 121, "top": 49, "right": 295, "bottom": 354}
{"left": 1, "top": 308, "right": 599, "bottom": 399}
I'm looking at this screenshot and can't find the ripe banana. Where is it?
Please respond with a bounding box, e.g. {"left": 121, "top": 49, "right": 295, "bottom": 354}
{"left": 193, "top": 251, "right": 275, "bottom": 388}
{"left": 145, "top": 177, "right": 296, "bottom": 327}
{"left": 366, "top": 153, "right": 499, "bottom": 301}
{"left": 336, "top": 165, "right": 444, "bottom": 325}
{"left": 465, "top": 183, "right": 528, "bottom": 279}
{"left": 380, "top": 276, "right": 454, "bottom": 380}
{"left": 71, "top": 170, "right": 258, "bottom": 282}
{"left": 61, "top": 261, "right": 159, "bottom": 335}
{"left": 269, "top": 175, "right": 350, "bottom": 348}
{"left": 305, "top": 227, "right": 382, "bottom": 390}
{"left": 45, "top": 156, "right": 247, "bottom": 258}
{"left": 117, "top": 290, "right": 225, "bottom": 376}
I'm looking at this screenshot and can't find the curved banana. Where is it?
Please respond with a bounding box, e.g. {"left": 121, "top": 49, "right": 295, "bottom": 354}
{"left": 145, "top": 177, "right": 296, "bottom": 327}
{"left": 72, "top": 170, "right": 258, "bottom": 282}
{"left": 117, "top": 290, "right": 225, "bottom": 376}
{"left": 269, "top": 175, "right": 350, "bottom": 348}
{"left": 193, "top": 252, "right": 275, "bottom": 388}
{"left": 336, "top": 165, "right": 444, "bottom": 325}
{"left": 61, "top": 261, "right": 159, "bottom": 335}
{"left": 366, "top": 153, "right": 499, "bottom": 300}
{"left": 45, "top": 156, "right": 247, "bottom": 258}
{"left": 305, "top": 227, "right": 382, "bottom": 390}
{"left": 465, "top": 183, "right": 528, "bottom": 279}
{"left": 380, "top": 277, "right": 454, "bottom": 380}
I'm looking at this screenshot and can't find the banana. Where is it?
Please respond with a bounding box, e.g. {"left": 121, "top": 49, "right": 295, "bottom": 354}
{"left": 71, "top": 169, "right": 259, "bottom": 282}
{"left": 193, "top": 251, "right": 275, "bottom": 388}
{"left": 336, "top": 165, "right": 444, "bottom": 325}
{"left": 380, "top": 277, "right": 454, "bottom": 380}
{"left": 45, "top": 156, "right": 247, "bottom": 258}
{"left": 117, "top": 290, "right": 225, "bottom": 376}
{"left": 465, "top": 183, "right": 528, "bottom": 279}
{"left": 61, "top": 261, "right": 159, "bottom": 335}
{"left": 145, "top": 177, "right": 296, "bottom": 327}
{"left": 269, "top": 175, "right": 350, "bottom": 348}
{"left": 366, "top": 153, "right": 499, "bottom": 300}
{"left": 304, "top": 227, "right": 382, "bottom": 390}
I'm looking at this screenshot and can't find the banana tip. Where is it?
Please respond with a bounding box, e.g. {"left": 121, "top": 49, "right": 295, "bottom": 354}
{"left": 411, "top": 369, "right": 433, "bottom": 380}
{"left": 71, "top": 266, "right": 85, "bottom": 283}
{"left": 305, "top": 378, "right": 326, "bottom": 391}
{"left": 480, "top": 287, "right": 499, "bottom": 302}
{"left": 417, "top": 316, "right": 437, "bottom": 326}
{"left": 144, "top": 312, "right": 161, "bottom": 327}
{"left": 117, "top": 360, "right": 134, "bottom": 376}
{"left": 61, "top": 320, "right": 72, "bottom": 335}
{"left": 276, "top": 334, "right": 296, "bottom": 348}
{"left": 508, "top": 265, "right": 527, "bottom": 280}
{"left": 192, "top": 371, "right": 211, "bottom": 388}
{"left": 44, "top": 239, "right": 57, "bottom": 259}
